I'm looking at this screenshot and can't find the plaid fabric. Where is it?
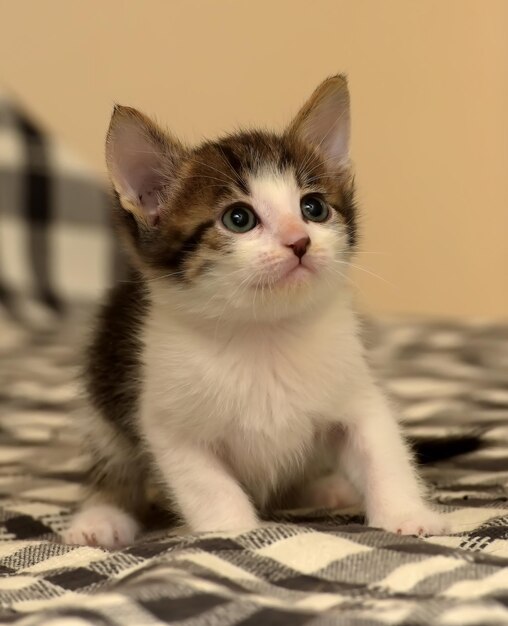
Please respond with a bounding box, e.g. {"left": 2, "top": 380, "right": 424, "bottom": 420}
{"left": 0, "top": 90, "right": 121, "bottom": 320}
{"left": 0, "top": 316, "right": 507, "bottom": 625}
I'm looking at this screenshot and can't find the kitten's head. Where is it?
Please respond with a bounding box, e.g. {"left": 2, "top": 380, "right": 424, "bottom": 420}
{"left": 106, "top": 76, "right": 356, "bottom": 322}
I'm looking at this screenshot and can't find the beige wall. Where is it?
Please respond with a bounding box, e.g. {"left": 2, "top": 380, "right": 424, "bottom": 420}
{"left": 1, "top": 0, "right": 507, "bottom": 318}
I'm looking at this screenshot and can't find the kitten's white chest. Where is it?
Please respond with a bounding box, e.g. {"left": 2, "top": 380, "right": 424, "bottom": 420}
{"left": 142, "top": 302, "right": 357, "bottom": 503}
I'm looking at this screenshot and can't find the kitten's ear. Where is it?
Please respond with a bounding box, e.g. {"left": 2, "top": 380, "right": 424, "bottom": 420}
{"left": 106, "top": 105, "right": 185, "bottom": 225}
{"left": 288, "top": 75, "right": 350, "bottom": 169}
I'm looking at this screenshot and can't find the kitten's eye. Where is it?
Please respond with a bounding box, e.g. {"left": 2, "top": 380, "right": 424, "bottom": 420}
{"left": 221, "top": 204, "right": 258, "bottom": 233}
{"left": 300, "top": 194, "right": 330, "bottom": 222}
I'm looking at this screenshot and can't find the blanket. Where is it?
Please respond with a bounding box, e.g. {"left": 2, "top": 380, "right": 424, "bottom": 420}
{"left": 0, "top": 315, "right": 507, "bottom": 625}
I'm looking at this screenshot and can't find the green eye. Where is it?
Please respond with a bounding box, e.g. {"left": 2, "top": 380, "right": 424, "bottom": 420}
{"left": 301, "top": 194, "right": 330, "bottom": 222}
{"left": 221, "top": 204, "right": 258, "bottom": 233}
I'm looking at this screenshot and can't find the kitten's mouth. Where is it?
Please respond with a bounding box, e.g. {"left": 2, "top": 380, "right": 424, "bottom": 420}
{"left": 258, "top": 262, "right": 315, "bottom": 289}
{"left": 282, "top": 264, "right": 313, "bottom": 283}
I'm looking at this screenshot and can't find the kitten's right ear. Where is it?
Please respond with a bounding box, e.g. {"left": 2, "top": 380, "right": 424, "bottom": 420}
{"left": 288, "top": 75, "right": 350, "bottom": 170}
{"left": 106, "top": 105, "right": 185, "bottom": 225}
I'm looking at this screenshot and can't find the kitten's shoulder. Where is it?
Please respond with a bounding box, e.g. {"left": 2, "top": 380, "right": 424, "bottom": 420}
{"left": 84, "top": 272, "right": 150, "bottom": 442}
{"left": 93, "top": 274, "right": 150, "bottom": 338}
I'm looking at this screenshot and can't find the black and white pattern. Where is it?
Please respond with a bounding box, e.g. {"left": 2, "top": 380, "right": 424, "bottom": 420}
{"left": 1, "top": 315, "right": 508, "bottom": 625}
{"left": 0, "top": 90, "right": 122, "bottom": 321}
{"left": 2, "top": 89, "right": 508, "bottom": 625}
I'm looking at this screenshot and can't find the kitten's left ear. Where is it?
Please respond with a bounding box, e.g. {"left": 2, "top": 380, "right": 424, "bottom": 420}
{"left": 288, "top": 75, "right": 350, "bottom": 169}
{"left": 106, "top": 105, "right": 186, "bottom": 226}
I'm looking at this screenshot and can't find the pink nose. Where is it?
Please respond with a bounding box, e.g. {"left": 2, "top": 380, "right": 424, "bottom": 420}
{"left": 287, "top": 236, "right": 311, "bottom": 259}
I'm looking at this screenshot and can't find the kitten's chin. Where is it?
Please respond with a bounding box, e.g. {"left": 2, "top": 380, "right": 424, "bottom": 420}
{"left": 253, "top": 259, "right": 318, "bottom": 292}
{"left": 236, "top": 268, "right": 338, "bottom": 322}
{"left": 269, "top": 264, "right": 314, "bottom": 288}
{"left": 149, "top": 266, "right": 344, "bottom": 324}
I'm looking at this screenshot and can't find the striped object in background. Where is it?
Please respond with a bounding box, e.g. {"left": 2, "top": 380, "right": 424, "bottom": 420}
{"left": 0, "top": 90, "right": 122, "bottom": 322}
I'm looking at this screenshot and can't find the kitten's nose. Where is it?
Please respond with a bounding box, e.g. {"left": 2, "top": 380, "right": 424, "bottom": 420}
{"left": 288, "top": 236, "right": 311, "bottom": 259}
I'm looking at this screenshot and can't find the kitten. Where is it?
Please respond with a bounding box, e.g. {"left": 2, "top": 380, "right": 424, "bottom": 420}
{"left": 63, "top": 76, "right": 448, "bottom": 548}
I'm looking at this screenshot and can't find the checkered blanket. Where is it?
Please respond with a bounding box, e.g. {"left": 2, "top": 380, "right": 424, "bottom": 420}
{"left": 1, "top": 315, "right": 508, "bottom": 625}
{"left": 2, "top": 90, "right": 508, "bottom": 625}
{"left": 0, "top": 89, "right": 122, "bottom": 318}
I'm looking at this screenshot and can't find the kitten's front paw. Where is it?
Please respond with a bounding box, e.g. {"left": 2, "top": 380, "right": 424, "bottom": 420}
{"left": 369, "top": 506, "right": 449, "bottom": 537}
{"left": 62, "top": 504, "right": 140, "bottom": 548}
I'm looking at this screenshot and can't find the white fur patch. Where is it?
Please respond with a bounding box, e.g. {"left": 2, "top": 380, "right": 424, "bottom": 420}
{"left": 63, "top": 504, "right": 139, "bottom": 548}
{"left": 248, "top": 170, "right": 303, "bottom": 230}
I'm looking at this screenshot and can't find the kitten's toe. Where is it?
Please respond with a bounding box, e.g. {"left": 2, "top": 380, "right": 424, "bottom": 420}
{"left": 369, "top": 506, "right": 449, "bottom": 537}
{"left": 62, "top": 504, "right": 139, "bottom": 548}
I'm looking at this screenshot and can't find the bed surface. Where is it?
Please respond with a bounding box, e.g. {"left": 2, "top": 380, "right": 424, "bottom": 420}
{"left": 1, "top": 314, "right": 508, "bottom": 625}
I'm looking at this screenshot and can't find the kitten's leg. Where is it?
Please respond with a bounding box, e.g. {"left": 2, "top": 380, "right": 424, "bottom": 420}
{"left": 63, "top": 497, "right": 140, "bottom": 549}
{"left": 150, "top": 436, "right": 259, "bottom": 533}
{"left": 293, "top": 431, "right": 361, "bottom": 510}
{"left": 297, "top": 472, "right": 361, "bottom": 510}
{"left": 63, "top": 421, "right": 146, "bottom": 548}
{"left": 340, "top": 383, "right": 448, "bottom": 536}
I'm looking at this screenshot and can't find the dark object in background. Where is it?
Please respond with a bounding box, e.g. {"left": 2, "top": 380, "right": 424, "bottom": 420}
{"left": 411, "top": 434, "right": 482, "bottom": 465}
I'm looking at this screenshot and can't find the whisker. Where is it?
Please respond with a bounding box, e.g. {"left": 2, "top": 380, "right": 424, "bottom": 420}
{"left": 334, "top": 260, "right": 395, "bottom": 288}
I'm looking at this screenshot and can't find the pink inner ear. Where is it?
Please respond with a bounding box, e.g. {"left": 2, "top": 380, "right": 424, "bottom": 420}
{"left": 108, "top": 120, "right": 165, "bottom": 222}
{"left": 289, "top": 77, "right": 351, "bottom": 169}
{"left": 128, "top": 168, "right": 162, "bottom": 216}
{"left": 304, "top": 100, "right": 350, "bottom": 167}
